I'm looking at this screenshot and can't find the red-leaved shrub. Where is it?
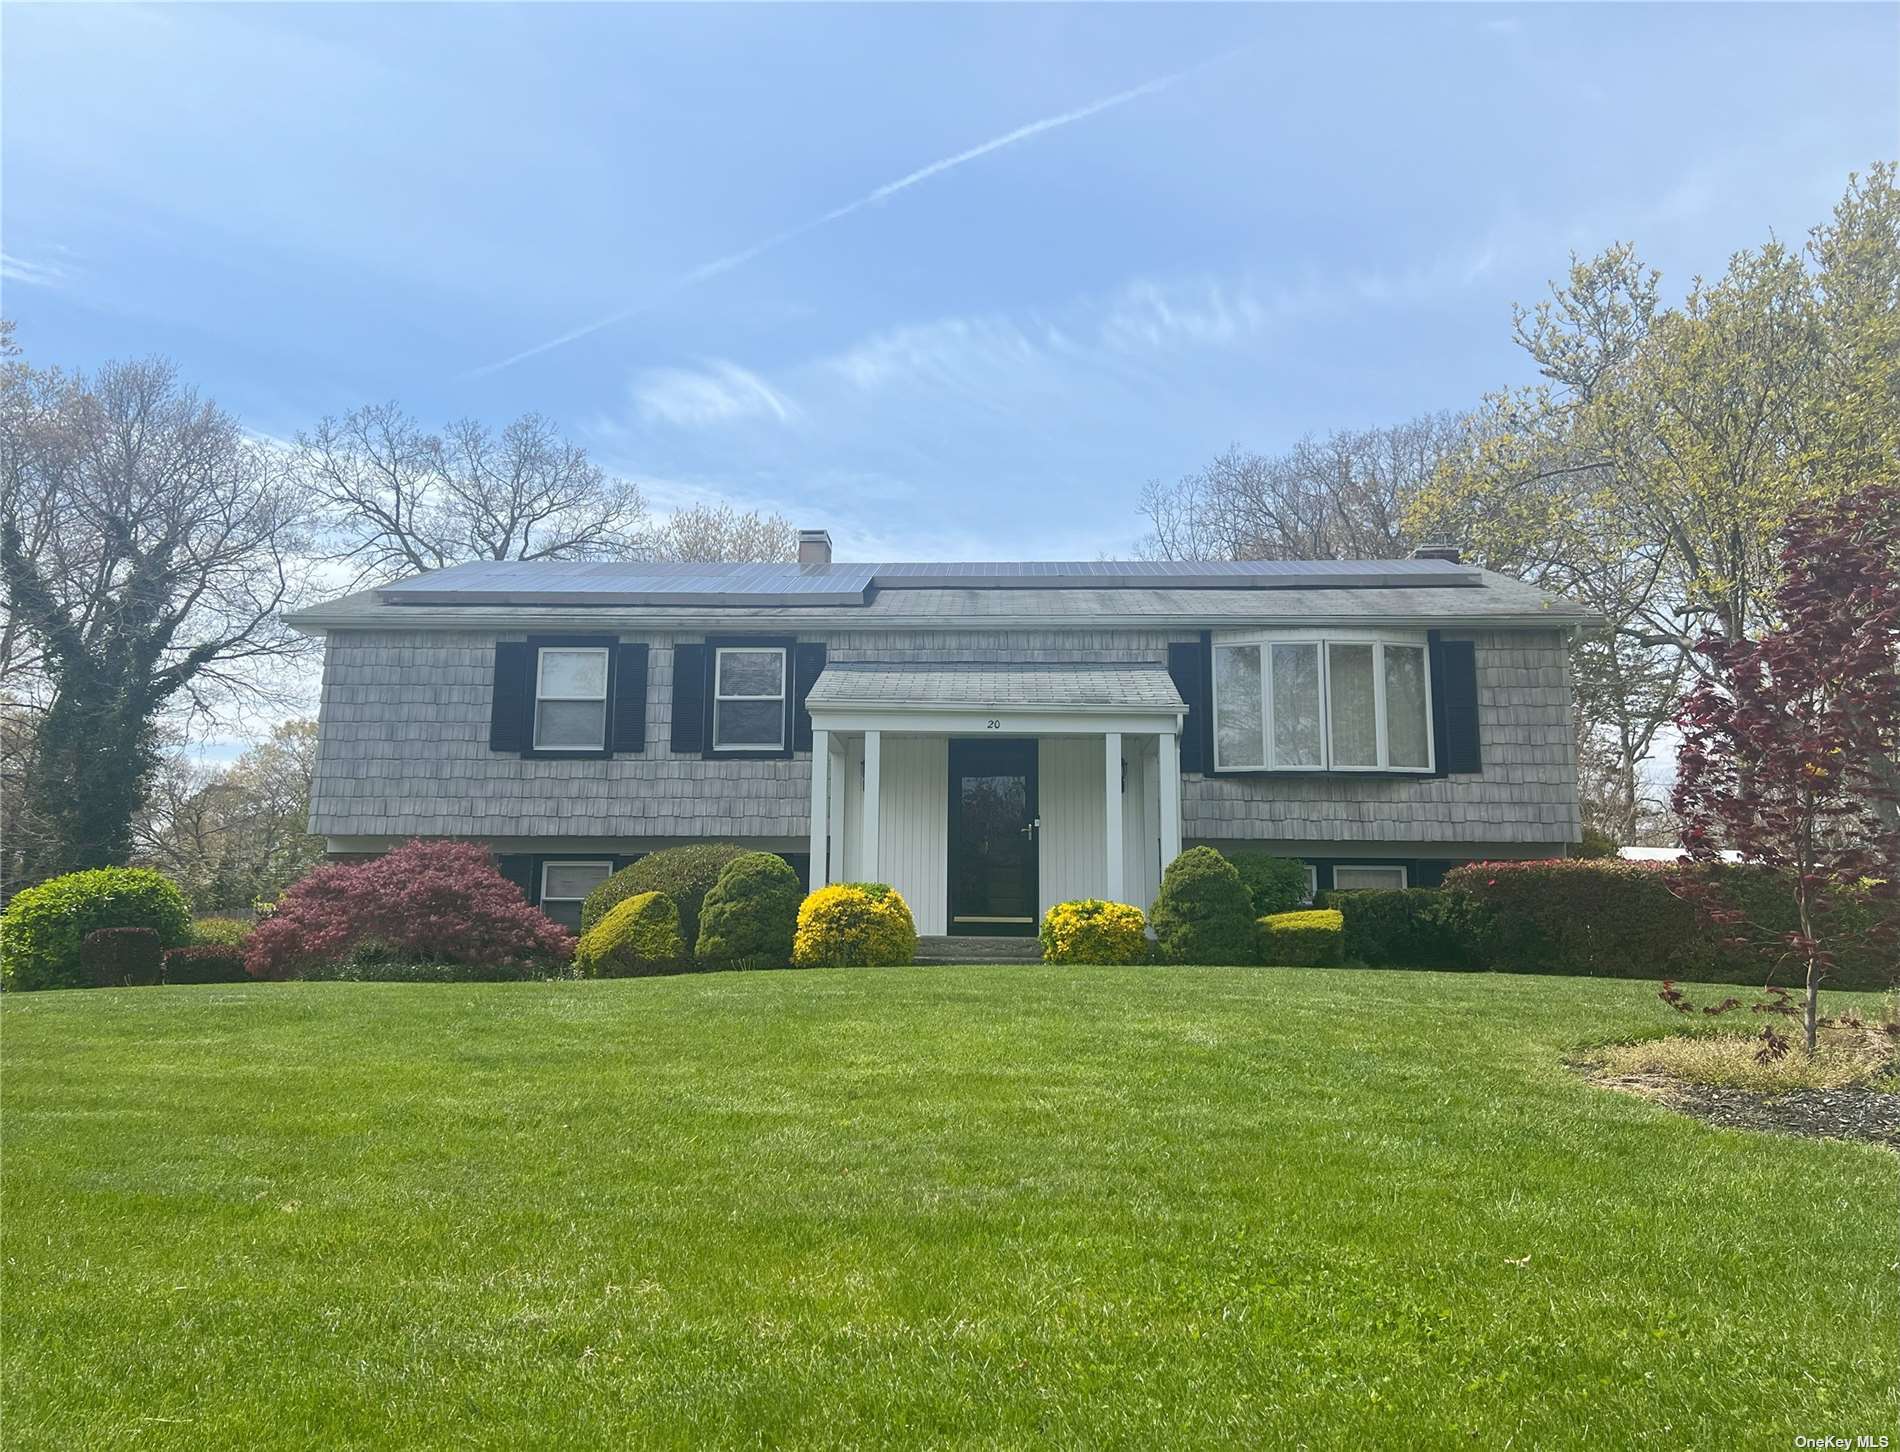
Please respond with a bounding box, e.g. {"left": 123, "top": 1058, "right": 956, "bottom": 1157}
{"left": 245, "top": 840, "right": 573, "bottom": 981}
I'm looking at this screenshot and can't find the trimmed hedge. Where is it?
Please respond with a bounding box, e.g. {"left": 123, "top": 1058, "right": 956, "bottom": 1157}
{"left": 575, "top": 892, "right": 687, "bottom": 978}
{"left": 696, "top": 853, "right": 803, "bottom": 969}
{"left": 791, "top": 883, "right": 918, "bottom": 968}
{"left": 583, "top": 844, "right": 751, "bottom": 943}
{"left": 1442, "top": 859, "right": 1898, "bottom": 989}
{"left": 1040, "top": 900, "right": 1149, "bottom": 965}
{"left": 1257, "top": 909, "right": 1343, "bottom": 967}
{"left": 81, "top": 927, "right": 164, "bottom": 987}
{"left": 162, "top": 945, "right": 252, "bottom": 985}
{"left": 1336, "top": 888, "right": 1474, "bottom": 968}
{"left": 189, "top": 915, "right": 253, "bottom": 947}
{"left": 1, "top": 868, "right": 192, "bottom": 991}
{"left": 1151, "top": 848, "right": 1257, "bottom": 964}
{"left": 1226, "top": 852, "right": 1311, "bottom": 917}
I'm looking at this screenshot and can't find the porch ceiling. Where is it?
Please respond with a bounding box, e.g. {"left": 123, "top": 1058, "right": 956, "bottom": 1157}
{"left": 805, "top": 661, "right": 1185, "bottom": 713}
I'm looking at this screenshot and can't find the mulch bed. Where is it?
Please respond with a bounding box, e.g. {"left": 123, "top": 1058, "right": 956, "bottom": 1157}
{"left": 1578, "top": 1064, "right": 1900, "bottom": 1148}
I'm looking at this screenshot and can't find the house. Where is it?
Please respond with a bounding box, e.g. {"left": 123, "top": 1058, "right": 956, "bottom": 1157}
{"left": 285, "top": 531, "right": 1590, "bottom": 936}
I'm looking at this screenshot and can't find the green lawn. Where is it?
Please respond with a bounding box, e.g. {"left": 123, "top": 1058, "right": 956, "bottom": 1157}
{"left": 4, "top": 968, "right": 1895, "bottom": 1448}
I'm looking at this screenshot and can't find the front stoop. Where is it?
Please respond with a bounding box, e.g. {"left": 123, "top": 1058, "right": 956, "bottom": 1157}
{"left": 914, "top": 935, "right": 1042, "bottom": 965}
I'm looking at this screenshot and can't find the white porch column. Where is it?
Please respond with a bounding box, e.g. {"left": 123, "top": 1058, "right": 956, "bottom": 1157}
{"left": 861, "top": 728, "right": 882, "bottom": 882}
{"left": 827, "top": 735, "right": 847, "bottom": 886}
{"left": 1103, "top": 731, "right": 1125, "bottom": 902}
{"left": 1158, "top": 727, "right": 1183, "bottom": 876}
{"left": 809, "top": 728, "right": 831, "bottom": 889}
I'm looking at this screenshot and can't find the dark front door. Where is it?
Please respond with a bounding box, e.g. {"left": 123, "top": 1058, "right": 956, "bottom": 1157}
{"left": 948, "top": 739, "right": 1039, "bottom": 935}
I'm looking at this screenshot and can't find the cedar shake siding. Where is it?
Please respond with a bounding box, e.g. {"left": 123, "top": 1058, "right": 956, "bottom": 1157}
{"left": 308, "top": 625, "right": 1579, "bottom": 849}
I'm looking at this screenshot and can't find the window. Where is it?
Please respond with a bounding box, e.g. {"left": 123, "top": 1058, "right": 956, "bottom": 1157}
{"left": 1333, "top": 865, "right": 1408, "bottom": 891}
{"left": 539, "top": 860, "right": 611, "bottom": 931}
{"left": 535, "top": 647, "right": 609, "bottom": 751}
{"left": 1302, "top": 865, "right": 1319, "bottom": 904}
{"left": 713, "top": 647, "right": 787, "bottom": 751}
{"left": 1211, "top": 631, "right": 1434, "bottom": 773}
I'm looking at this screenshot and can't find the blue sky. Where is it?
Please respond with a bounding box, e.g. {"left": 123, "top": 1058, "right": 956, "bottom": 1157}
{"left": 4, "top": 3, "right": 1894, "bottom": 562}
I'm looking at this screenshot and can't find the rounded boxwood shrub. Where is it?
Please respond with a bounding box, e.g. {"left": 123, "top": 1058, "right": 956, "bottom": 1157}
{"left": 1150, "top": 847, "right": 1257, "bottom": 965}
{"left": 575, "top": 891, "right": 687, "bottom": 978}
{"left": 1040, "top": 900, "right": 1148, "bottom": 965}
{"left": 695, "top": 853, "right": 803, "bottom": 969}
{"left": 245, "top": 839, "right": 573, "bottom": 981}
{"left": 582, "top": 843, "right": 751, "bottom": 943}
{"left": 1, "top": 867, "right": 192, "bottom": 992}
{"left": 162, "top": 945, "right": 252, "bottom": 985}
{"left": 81, "top": 927, "right": 165, "bottom": 987}
{"left": 1225, "top": 852, "right": 1311, "bottom": 918}
{"left": 1258, "top": 908, "right": 1343, "bottom": 966}
{"left": 791, "top": 883, "right": 918, "bottom": 968}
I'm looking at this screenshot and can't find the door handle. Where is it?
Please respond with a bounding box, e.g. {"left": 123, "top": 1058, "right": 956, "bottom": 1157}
{"left": 1020, "top": 817, "right": 1041, "bottom": 837}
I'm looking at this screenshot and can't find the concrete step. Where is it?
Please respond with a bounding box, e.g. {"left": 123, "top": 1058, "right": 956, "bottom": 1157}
{"left": 915, "top": 934, "right": 1043, "bottom": 965}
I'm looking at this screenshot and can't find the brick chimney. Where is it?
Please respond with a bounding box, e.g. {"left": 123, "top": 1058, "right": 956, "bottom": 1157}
{"left": 797, "top": 529, "right": 833, "bottom": 566}
{"left": 1411, "top": 543, "right": 1461, "bottom": 564}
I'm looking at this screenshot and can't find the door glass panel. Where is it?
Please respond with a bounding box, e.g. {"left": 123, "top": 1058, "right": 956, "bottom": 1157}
{"left": 1328, "top": 643, "right": 1378, "bottom": 767}
{"left": 953, "top": 747, "right": 1035, "bottom": 926}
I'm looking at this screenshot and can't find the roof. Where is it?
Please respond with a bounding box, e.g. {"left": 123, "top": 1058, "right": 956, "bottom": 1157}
{"left": 806, "top": 661, "right": 1186, "bottom": 712}
{"left": 287, "top": 558, "right": 1594, "bottom": 633}
{"left": 368, "top": 556, "right": 1486, "bottom": 610}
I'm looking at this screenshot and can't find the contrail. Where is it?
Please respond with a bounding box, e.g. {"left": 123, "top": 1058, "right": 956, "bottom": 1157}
{"left": 465, "top": 60, "right": 1216, "bottom": 378}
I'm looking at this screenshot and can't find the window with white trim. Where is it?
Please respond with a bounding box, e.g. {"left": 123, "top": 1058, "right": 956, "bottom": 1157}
{"left": 1211, "top": 631, "right": 1433, "bottom": 774}
{"left": 1333, "top": 865, "right": 1409, "bottom": 891}
{"left": 713, "top": 646, "right": 787, "bottom": 751}
{"left": 535, "top": 647, "right": 609, "bottom": 751}
{"left": 1302, "top": 865, "right": 1319, "bottom": 904}
{"left": 539, "top": 860, "right": 612, "bottom": 931}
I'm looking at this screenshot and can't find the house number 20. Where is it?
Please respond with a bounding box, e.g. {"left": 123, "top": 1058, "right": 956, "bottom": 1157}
{"left": 986, "top": 719, "right": 1002, "bottom": 730}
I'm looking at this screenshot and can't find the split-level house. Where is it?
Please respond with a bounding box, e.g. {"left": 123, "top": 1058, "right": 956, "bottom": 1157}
{"left": 287, "top": 530, "right": 1589, "bottom": 937}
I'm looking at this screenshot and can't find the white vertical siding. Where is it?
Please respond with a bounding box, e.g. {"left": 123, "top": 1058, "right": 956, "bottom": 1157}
{"left": 1122, "top": 736, "right": 1161, "bottom": 913}
{"left": 877, "top": 736, "right": 948, "bottom": 935}
{"left": 841, "top": 736, "right": 865, "bottom": 882}
{"left": 1038, "top": 737, "right": 1108, "bottom": 916}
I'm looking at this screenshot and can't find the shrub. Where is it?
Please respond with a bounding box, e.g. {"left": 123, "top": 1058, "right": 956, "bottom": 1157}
{"left": 791, "top": 883, "right": 918, "bottom": 968}
{"left": 80, "top": 927, "right": 164, "bottom": 987}
{"left": 1, "top": 867, "right": 192, "bottom": 992}
{"left": 1257, "top": 909, "right": 1343, "bottom": 967}
{"left": 1441, "top": 859, "right": 1897, "bottom": 989}
{"left": 583, "top": 843, "right": 751, "bottom": 943}
{"left": 1225, "top": 852, "right": 1311, "bottom": 917}
{"left": 695, "top": 853, "right": 803, "bottom": 969}
{"left": 1151, "top": 847, "right": 1257, "bottom": 965}
{"left": 575, "top": 892, "right": 687, "bottom": 978}
{"left": 189, "top": 915, "right": 253, "bottom": 947}
{"left": 302, "top": 949, "right": 561, "bottom": 983}
{"left": 244, "top": 840, "right": 572, "bottom": 981}
{"left": 1337, "top": 888, "right": 1475, "bottom": 968}
{"left": 162, "top": 945, "right": 251, "bottom": 985}
{"left": 1040, "top": 900, "right": 1149, "bottom": 964}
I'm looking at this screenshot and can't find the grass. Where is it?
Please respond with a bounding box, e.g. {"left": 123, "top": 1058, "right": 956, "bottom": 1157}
{"left": 1598, "top": 1017, "right": 1900, "bottom": 1092}
{"left": 4, "top": 967, "right": 1896, "bottom": 1448}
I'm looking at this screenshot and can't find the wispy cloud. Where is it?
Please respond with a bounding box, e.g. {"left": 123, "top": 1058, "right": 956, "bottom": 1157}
{"left": 1, "top": 251, "right": 71, "bottom": 288}
{"left": 633, "top": 360, "right": 799, "bottom": 429}
{"left": 465, "top": 53, "right": 1232, "bottom": 379}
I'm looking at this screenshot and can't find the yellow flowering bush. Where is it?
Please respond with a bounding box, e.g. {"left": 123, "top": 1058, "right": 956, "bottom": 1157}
{"left": 1039, "top": 899, "right": 1149, "bottom": 964}
{"left": 1257, "top": 908, "right": 1343, "bottom": 967}
{"left": 791, "top": 883, "right": 918, "bottom": 967}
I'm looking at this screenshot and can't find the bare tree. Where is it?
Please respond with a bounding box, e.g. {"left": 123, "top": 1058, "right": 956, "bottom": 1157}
{"left": 1138, "top": 413, "right": 1468, "bottom": 562}
{"left": 638, "top": 502, "right": 796, "bottom": 563}
{"left": 297, "top": 404, "right": 648, "bottom": 587}
{"left": 0, "top": 352, "right": 314, "bottom": 882}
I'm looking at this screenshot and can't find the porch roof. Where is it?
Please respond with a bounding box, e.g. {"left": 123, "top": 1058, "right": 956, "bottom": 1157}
{"left": 806, "top": 661, "right": 1185, "bottom": 713}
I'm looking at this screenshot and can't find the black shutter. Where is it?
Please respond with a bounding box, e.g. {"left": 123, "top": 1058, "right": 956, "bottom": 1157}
{"left": 792, "top": 642, "right": 826, "bottom": 751}
{"left": 670, "top": 643, "right": 708, "bottom": 753}
{"left": 612, "top": 644, "right": 648, "bottom": 753}
{"left": 1432, "top": 636, "right": 1482, "bottom": 775}
{"left": 489, "top": 643, "right": 532, "bottom": 752}
{"left": 1167, "top": 639, "right": 1210, "bottom": 774}
{"left": 494, "top": 854, "right": 536, "bottom": 902}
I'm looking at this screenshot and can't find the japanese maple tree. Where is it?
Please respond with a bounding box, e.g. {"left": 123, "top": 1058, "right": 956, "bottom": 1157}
{"left": 1671, "top": 481, "right": 1900, "bottom": 1052}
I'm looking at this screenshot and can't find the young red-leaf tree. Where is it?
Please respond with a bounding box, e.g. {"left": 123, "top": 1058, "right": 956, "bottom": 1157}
{"left": 1671, "top": 482, "right": 1900, "bottom": 1052}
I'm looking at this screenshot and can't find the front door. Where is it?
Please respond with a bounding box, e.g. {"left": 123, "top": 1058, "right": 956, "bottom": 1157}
{"left": 948, "top": 739, "right": 1039, "bottom": 935}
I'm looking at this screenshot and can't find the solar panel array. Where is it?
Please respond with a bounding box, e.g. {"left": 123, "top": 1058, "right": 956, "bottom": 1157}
{"left": 376, "top": 555, "right": 1481, "bottom": 606}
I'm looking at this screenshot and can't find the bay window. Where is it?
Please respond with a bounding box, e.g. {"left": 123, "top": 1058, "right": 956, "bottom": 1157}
{"left": 1210, "top": 631, "right": 1435, "bottom": 773}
